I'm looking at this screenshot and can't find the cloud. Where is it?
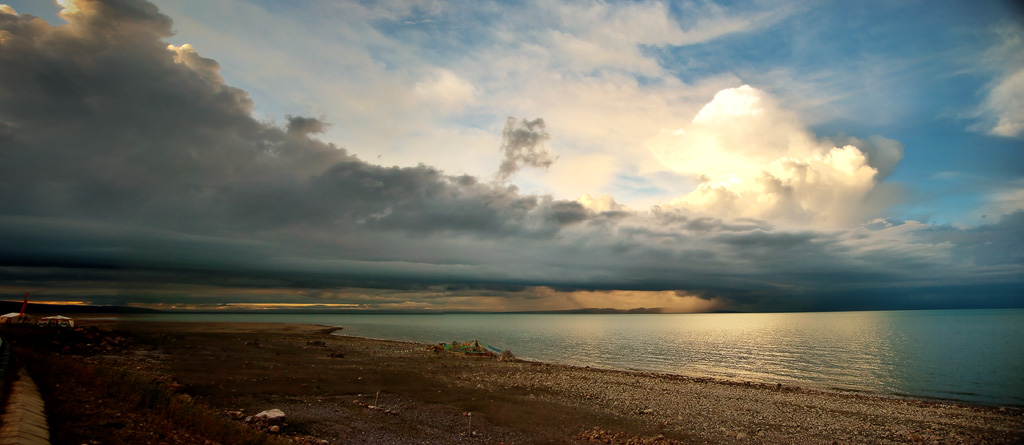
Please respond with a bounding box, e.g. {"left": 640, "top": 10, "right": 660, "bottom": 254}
{"left": 285, "top": 115, "right": 329, "bottom": 135}
{"left": 577, "top": 194, "right": 627, "bottom": 213}
{"left": 413, "top": 69, "right": 476, "bottom": 114}
{"left": 649, "top": 86, "right": 818, "bottom": 181}
{"left": 0, "top": 0, "right": 587, "bottom": 239}
{"left": 141, "top": 0, "right": 775, "bottom": 205}
{"left": 970, "top": 180, "right": 1024, "bottom": 223}
{"left": 0, "top": 0, "right": 1020, "bottom": 313}
{"left": 541, "top": 0, "right": 781, "bottom": 76}
{"left": 168, "top": 43, "right": 223, "bottom": 84}
{"left": 647, "top": 85, "right": 903, "bottom": 227}
{"left": 975, "top": 25, "right": 1024, "bottom": 138}
{"left": 495, "top": 117, "right": 556, "bottom": 182}
{"left": 829, "top": 135, "right": 904, "bottom": 181}
{"left": 984, "top": 67, "right": 1024, "bottom": 137}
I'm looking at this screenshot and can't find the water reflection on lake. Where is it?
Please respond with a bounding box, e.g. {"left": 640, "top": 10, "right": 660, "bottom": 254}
{"left": 139, "top": 309, "right": 1024, "bottom": 405}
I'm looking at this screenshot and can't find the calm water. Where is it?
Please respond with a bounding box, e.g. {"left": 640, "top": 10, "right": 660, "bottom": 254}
{"left": 138, "top": 309, "right": 1024, "bottom": 406}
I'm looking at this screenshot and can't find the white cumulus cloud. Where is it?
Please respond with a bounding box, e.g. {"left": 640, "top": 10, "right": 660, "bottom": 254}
{"left": 648, "top": 85, "right": 902, "bottom": 227}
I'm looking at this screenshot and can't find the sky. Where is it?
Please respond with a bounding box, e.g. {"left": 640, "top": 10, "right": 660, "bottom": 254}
{"left": 0, "top": 0, "right": 1022, "bottom": 313}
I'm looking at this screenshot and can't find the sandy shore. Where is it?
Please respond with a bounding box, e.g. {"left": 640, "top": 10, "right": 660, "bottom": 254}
{"left": 54, "top": 320, "right": 1024, "bottom": 443}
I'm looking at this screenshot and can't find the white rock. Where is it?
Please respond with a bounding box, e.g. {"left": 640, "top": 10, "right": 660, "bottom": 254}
{"left": 255, "top": 408, "right": 287, "bottom": 424}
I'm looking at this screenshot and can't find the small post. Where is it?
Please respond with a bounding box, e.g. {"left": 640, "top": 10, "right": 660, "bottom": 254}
{"left": 468, "top": 412, "right": 472, "bottom": 435}
{"left": 375, "top": 390, "right": 380, "bottom": 406}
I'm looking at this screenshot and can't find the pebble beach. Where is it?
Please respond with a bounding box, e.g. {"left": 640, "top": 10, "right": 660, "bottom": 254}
{"left": 12, "top": 320, "right": 1023, "bottom": 444}
{"left": 81, "top": 320, "right": 1023, "bottom": 444}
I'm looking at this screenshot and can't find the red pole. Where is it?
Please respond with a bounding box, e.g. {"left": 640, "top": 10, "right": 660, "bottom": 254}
{"left": 19, "top": 293, "right": 28, "bottom": 317}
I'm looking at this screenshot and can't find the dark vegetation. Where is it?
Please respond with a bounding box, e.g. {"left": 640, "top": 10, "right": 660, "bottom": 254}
{"left": 6, "top": 326, "right": 285, "bottom": 445}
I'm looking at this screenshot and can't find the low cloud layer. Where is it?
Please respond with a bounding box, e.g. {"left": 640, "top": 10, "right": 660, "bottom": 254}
{"left": 0, "top": 0, "right": 1021, "bottom": 312}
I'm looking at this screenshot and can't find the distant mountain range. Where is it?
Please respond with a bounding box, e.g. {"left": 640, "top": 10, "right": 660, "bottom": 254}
{"left": 0, "top": 302, "right": 742, "bottom": 315}
{"left": 0, "top": 301, "right": 164, "bottom": 315}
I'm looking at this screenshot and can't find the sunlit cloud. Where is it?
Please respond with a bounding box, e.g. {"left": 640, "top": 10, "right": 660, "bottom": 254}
{"left": 647, "top": 85, "right": 903, "bottom": 227}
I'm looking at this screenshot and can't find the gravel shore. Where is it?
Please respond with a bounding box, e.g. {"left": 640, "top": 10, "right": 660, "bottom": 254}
{"left": 92, "top": 321, "right": 1024, "bottom": 444}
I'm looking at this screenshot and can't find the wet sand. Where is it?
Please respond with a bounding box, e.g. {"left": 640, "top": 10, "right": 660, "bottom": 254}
{"left": 86, "top": 320, "right": 1024, "bottom": 443}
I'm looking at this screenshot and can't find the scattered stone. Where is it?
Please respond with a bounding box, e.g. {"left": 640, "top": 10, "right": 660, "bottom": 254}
{"left": 574, "top": 428, "right": 684, "bottom": 444}
{"left": 269, "top": 425, "right": 280, "bottom": 433}
{"left": 307, "top": 340, "right": 326, "bottom": 347}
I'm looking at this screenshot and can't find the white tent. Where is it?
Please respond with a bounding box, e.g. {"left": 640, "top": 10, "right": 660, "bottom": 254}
{"left": 0, "top": 312, "right": 31, "bottom": 325}
{"left": 37, "top": 315, "right": 75, "bottom": 327}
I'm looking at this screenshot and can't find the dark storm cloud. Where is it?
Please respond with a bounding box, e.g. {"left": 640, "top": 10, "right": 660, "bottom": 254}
{"left": 931, "top": 210, "right": 1024, "bottom": 268}
{"left": 0, "top": 0, "right": 582, "bottom": 239}
{"left": 0, "top": 0, "right": 1021, "bottom": 312}
{"left": 286, "top": 115, "right": 329, "bottom": 135}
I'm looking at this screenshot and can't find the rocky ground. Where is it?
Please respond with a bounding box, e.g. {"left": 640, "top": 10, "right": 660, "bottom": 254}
{"left": 8, "top": 319, "right": 1024, "bottom": 444}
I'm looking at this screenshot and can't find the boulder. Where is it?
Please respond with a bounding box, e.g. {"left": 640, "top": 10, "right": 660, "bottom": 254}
{"left": 254, "top": 408, "right": 286, "bottom": 424}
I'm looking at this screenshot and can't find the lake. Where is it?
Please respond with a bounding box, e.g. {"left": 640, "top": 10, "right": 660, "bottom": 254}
{"left": 136, "top": 309, "right": 1024, "bottom": 406}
